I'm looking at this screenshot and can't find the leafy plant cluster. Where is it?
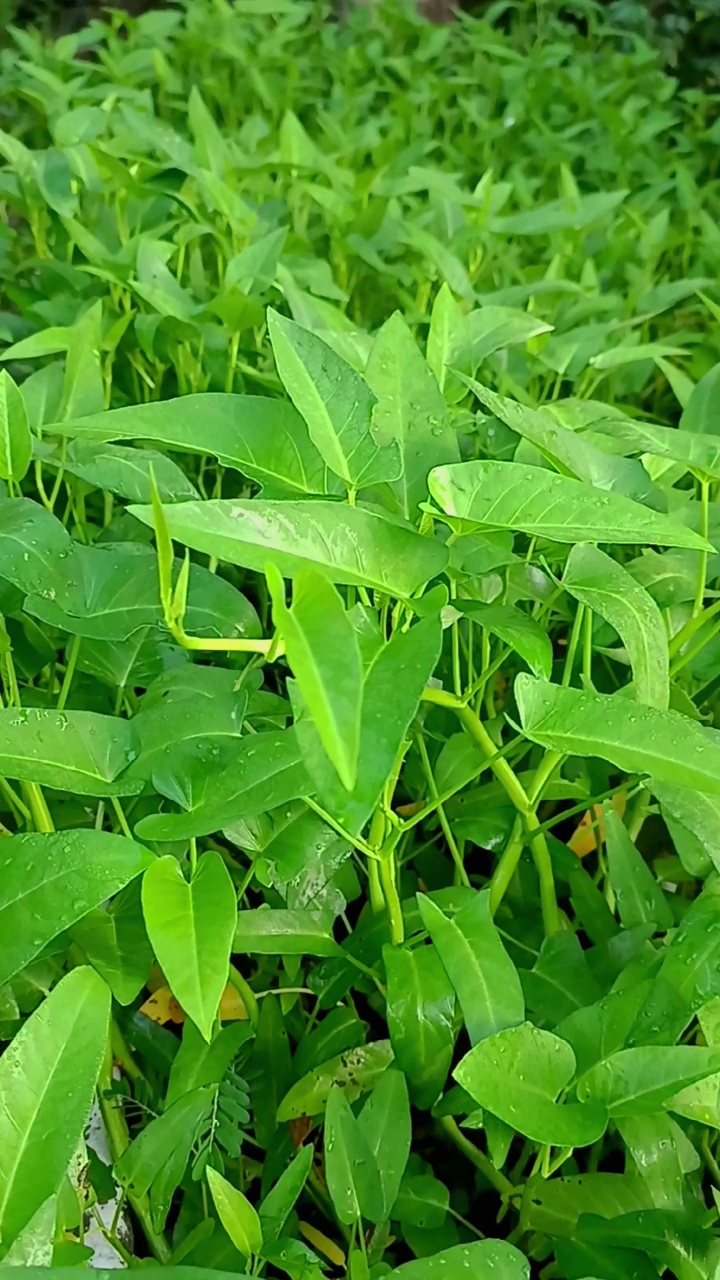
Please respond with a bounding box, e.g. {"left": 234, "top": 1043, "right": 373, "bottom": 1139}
{"left": 3, "top": 2, "right": 720, "bottom": 1279}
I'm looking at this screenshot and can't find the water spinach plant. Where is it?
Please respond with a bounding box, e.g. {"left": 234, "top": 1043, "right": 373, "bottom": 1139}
{"left": 1, "top": 3, "right": 720, "bottom": 1279}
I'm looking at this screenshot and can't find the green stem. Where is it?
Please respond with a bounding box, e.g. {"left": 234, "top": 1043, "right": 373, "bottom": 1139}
{"left": 110, "top": 797, "right": 133, "bottom": 840}
{"left": 421, "top": 688, "right": 560, "bottom": 934}
{"left": 98, "top": 1036, "right": 171, "bottom": 1262}
{"left": 367, "top": 809, "right": 387, "bottom": 915}
{"left": 562, "top": 603, "right": 585, "bottom": 687}
{"left": 24, "top": 782, "right": 54, "bottom": 833}
{"left": 173, "top": 626, "right": 283, "bottom": 656}
{"left": 694, "top": 478, "right": 711, "bottom": 618}
{"left": 669, "top": 596, "right": 720, "bottom": 659}
{"left": 379, "top": 842, "right": 404, "bottom": 945}
{"left": 582, "top": 607, "right": 594, "bottom": 688}
{"left": 436, "top": 1117, "right": 514, "bottom": 1198}
{"left": 416, "top": 733, "right": 470, "bottom": 887}
{"left": 57, "top": 633, "right": 82, "bottom": 710}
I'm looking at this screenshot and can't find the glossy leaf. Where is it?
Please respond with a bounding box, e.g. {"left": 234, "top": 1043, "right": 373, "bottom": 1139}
{"left": 268, "top": 309, "right": 401, "bottom": 490}
{"left": 141, "top": 850, "right": 237, "bottom": 1041}
{"left": 135, "top": 729, "right": 310, "bottom": 841}
{"left": 42, "top": 438, "right": 199, "bottom": 503}
{"left": 0, "top": 707, "right": 141, "bottom": 796}
{"left": 129, "top": 497, "right": 448, "bottom": 597}
{"left": 603, "top": 803, "right": 673, "bottom": 930}
{"left": 53, "top": 395, "right": 330, "bottom": 497}
{"left": 384, "top": 943, "right": 456, "bottom": 1109}
{"left": 206, "top": 1167, "right": 263, "bottom": 1259}
{"left": 0, "top": 829, "right": 153, "bottom": 987}
{"left": 324, "top": 1085, "right": 385, "bottom": 1225}
{"left": 0, "top": 369, "right": 31, "bottom": 482}
{"left": 429, "top": 460, "right": 710, "bottom": 549}
{"left": 357, "top": 1069, "right": 411, "bottom": 1220}
{"left": 234, "top": 908, "right": 340, "bottom": 956}
{"left": 454, "top": 601, "right": 553, "bottom": 680}
{"left": 418, "top": 891, "right": 524, "bottom": 1046}
{"left": 454, "top": 1022, "right": 608, "bottom": 1147}
{"left": 516, "top": 675, "right": 720, "bottom": 795}
{"left": 115, "top": 1087, "right": 214, "bottom": 1198}
{"left": 365, "top": 310, "right": 458, "bottom": 517}
{"left": 259, "top": 1145, "right": 313, "bottom": 1242}
{"left": 269, "top": 565, "right": 362, "bottom": 789}
{"left": 0, "top": 967, "right": 110, "bottom": 1256}
{"left": 564, "top": 543, "right": 669, "bottom": 709}
{"left": 389, "top": 1241, "right": 530, "bottom": 1278}
{"left": 293, "top": 612, "right": 442, "bottom": 833}
{"left": 578, "top": 1046, "right": 720, "bottom": 1116}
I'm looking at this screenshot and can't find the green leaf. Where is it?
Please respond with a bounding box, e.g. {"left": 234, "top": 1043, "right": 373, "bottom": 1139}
{"left": 41, "top": 439, "right": 199, "bottom": 503}
{"left": 0, "top": 829, "right": 153, "bottom": 987}
{"left": 0, "top": 967, "right": 110, "bottom": 1257}
{"left": 365, "top": 310, "right": 459, "bottom": 518}
{"left": 0, "top": 498, "right": 72, "bottom": 599}
{"left": 357, "top": 1069, "right": 411, "bottom": 1220}
{"left": 128, "top": 666, "right": 250, "bottom": 783}
{"left": 429, "top": 460, "right": 711, "bottom": 549}
{"left": 453, "top": 601, "right": 553, "bottom": 680}
{"left": 234, "top": 908, "right": 340, "bottom": 956}
{"left": 389, "top": 1240, "right": 530, "bottom": 1279}
{"left": 516, "top": 675, "right": 720, "bottom": 796}
{"left": 292, "top": 612, "right": 442, "bottom": 833}
{"left": 564, "top": 544, "right": 669, "bottom": 710}
{"left": 384, "top": 943, "right": 456, "bottom": 1110}
{"left": 603, "top": 803, "right": 673, "bottom": 930}
{"left": 418, "top": 891, "right": 524, "bottom": 1046}
{"left": 52, "top": 395, "right": 330, "bottom": 497}
{"left": 71, "top": 880, "right": 153, "bottom": 1006}
{"left": 61, "top": 301, "right": 104, "bottom": 421}
{"left": 206, "top": 1166, "right": 263, "bottom": 1259}
{"left": 426, "top": 283, "right": 467, "bottom": 402}
{"left": 0, "top": 707, "right": 141, "bottom": 796}
{"left": 25, "top": 543, "right": 191, "bottom": 641}
{"left": 268, "top": 309, "right": 401, "bottom": 490}
{"left": 462, "top": 378, "right": 654, "bottom": 505}
{"left": 394, "top": 1174, "right": 449, "bottom": 1229}
{"left": 628, "top": 893, "right": 720, "bottom": 1047}
{"left": 225, "top": 227, "right": 287, "bottom": 294}
{"left": 269, "top": 565, "right": 363, "bottom": 790}
{"left": 165, "top": 1020, "right": 252, "bottom": 1109}
{"left": 1, "top": 1195, "right": 56, "bottom": 1267}
{"left": 680, "top": 360, "right": 720, "bottom": 434}
{"left": 278, "top": 1041, "right": 394, "bottom": 1120}
{"left": 0, "top": 369, "right": 31, "bottom": 482}
{"left": 115, "top": 1087, "right": 214, "bottom": 1198}
{"left": 129, "top": 498, "right": 448, "bottom": 598}
{"left": 454, "top": 1022, "right": 608, "bottom": 1147}
{"left": 141, "top": 850, "right": 237, "bottom": 1041}
{"left": 324, "top": 1085, "right": 385, "bottom": 1225}
{"left": 135, "top": 729, "right": 310, "bottom": 841}
{"left": 259, "top": 1145, "right": 313, "bottom": 1242}
{"left": 651, "top": 779, "right": 720, "bottom": 876}
{"left": 590, "top": 415, "right": 720, "bottom": 482}
{"left": 578, "top": 1046, "right": 720, "bottom": 1116}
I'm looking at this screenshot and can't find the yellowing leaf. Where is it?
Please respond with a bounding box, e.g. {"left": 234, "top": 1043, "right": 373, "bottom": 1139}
{"left": 299, "top": 1221, "right": 346, "bottom": 1268}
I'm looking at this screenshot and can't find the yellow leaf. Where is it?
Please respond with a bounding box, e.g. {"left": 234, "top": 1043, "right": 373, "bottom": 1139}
{"left": 569, "top": 792, "right": 626, "bottom": 858}
{"left": 139, "top": 985, "right": 184, "bottom": 1025}
{"left": 140, "top": 981, "right": 247, "bottom": 1026}
{"left": 299, "top": 1222, "right": 346, "bottom": 1269}
{"left": 220, "top": 984, "right": 248, "bottom": 1021}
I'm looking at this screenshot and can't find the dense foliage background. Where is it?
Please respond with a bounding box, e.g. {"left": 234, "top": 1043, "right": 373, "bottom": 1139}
{"left": 2, "top": 1, "right": 720, "bottom": 1279}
